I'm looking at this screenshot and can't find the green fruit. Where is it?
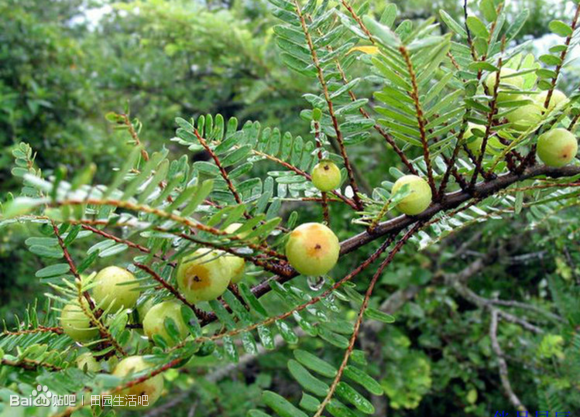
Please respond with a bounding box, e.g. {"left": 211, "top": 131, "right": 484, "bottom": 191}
{"left": 391, "top": 175, "right": 432, "bottom": 216}
{"left": 223, "top": 254, "right": 246, "bottom": 284}
{"left": 464, "top": 123, "right": 486, "bottom": 155}
{"left": 176, "top": 249, "right": 232, "bottom": 303}
{"left": 224, "top": 223, "right": 251, "bottom": 239}
{"left": 484, "top": 68, "right": 523, "bottom": 102}
{"left": 76, "top": 352, "right": 100, "bottom": 372}
{"left": 537, "top": 128, "right": 578, "bottom": 167}
{"left": 60, "top": 299, "right": 99, "bottom": 342}
{"left": 113, "top": 356, "right": 164, "bottom": 409}
{"left": 92, "top": 266, "right": 141, "bottom": 312}
{"left": 285, "top": 223, "right": 340, "bottom": 276}
{"left": 143, "top": 301, "right": 189, "bottom": 346}
{"left": 506, "top": 102, "right": 543, "bottom": 131}
{"left": 534, "top": 89, "right": 569, "bottom": 111}
{"left": 311, "top": 160, "right": 341, "bottom": 192}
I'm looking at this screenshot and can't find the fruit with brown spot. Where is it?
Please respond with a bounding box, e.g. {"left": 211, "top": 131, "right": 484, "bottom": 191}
{"left": 537, "top": 128, "right": 578, "bottom": 167}
{"left": 176, "top": 249, "right": 232, "bottom": 303}
{"left": 285, "top": 223, "right": 340, "bottom": 276}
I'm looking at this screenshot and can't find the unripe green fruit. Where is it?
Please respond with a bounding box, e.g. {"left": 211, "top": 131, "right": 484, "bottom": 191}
{"left": 285, "top": 223, "right": 340, "bottom": 276}
{"left": 176, "top": 249, "right": 232, "bottom": 303}
{"left": 137, "top": 298, "right": 156, "bottom": 323}
{"left": 60, "top": 299, "right": 99, "bottom": 342}
{"left": 223, "top": 254, "right": 246, "bottom": 284}
{"left": 76, "top": 352, "right": 100, "bottom": 373}
{"left": 224, "top": 223, "right": 250, "bottom": 239}
{"left": 113, "top": 356, "right": 164, "bottom": 409}
{"left": 143, "top": 301, "right": 188, "bottom": 346}
{"left": 92, "top": 266, "right": 140, "bottom": 312}
{"left": 391, "top": 175, "right": 432, "bottom": 216}
{"left": 484, "top": 68, "right": 523, "bottom": 102}
{"left": 534, "top": 89, "right": 569, "bottom": 111}
{"left": 537, "top": 128, "right": 578, "bottom": 167}
{"left": 506, "top": 102, "right": 543, "bottom": 131}
{"left": 464, "top": 123, "right": 486, "bottom": 155}
{"left": 311, "top": 160, "right": 341, "bottom": 192}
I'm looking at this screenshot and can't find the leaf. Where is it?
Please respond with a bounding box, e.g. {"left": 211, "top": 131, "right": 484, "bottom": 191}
{"left": 362, "top": 16, "right": 400, "bottom": 47}
{"left": 480, "top": 0, "right": 497, "bottom": 22}
{"left": 287, "top": 359, "right": 329, "bottom": 396}
{"left": 505, "top": 9, "right": 530, "bottom": 42}
{"left": 262, "top": 391, "right": 308, "bottom": 417}
{"left": 294, "top": 349, "right": 337, "bottom": 378}
{"left": 466, "top": 16, "right": 489, "bottom": 39}
{"left": 549, "top": 20, "right": 573, "bottom": 37}
{"left": 29, "top": 245, "right": 64, "bottom": 259}
{"left": 439, "top": 10, "right": 467, "bottom": 38}
{"left": 364, "top": 308, "right": 396, "bottom": 323}
{"left": 35, "top": 264, "right": 70, "bottom": 278}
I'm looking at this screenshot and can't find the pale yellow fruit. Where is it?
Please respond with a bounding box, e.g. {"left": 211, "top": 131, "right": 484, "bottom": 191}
{"left": 143, "top": 301, "right": 189, "bottom": 347}
{"left": 92, "top": 266, "right": 141, "bottom": 312}
{"left": 391, "top": 175, "right": 432, "bottom": 216}
{"left": 537, "top": 128, "right": 578, "bottom": 167}
{"left": 113, "top": 356, "right": 164, "bottom": 409}
{"left": 311, "top": 160, "right": 341, "bottom": 192}
{"left": 464, "top": 123, "right": 486, "bottom": 155}
{"left": 60, "top": 299, "right": 99, "bottom": 342}
{"left": 76, "top": 352, "right": 100, "bottom": 373}
{"left": 534, "top": 89, "right": 569, "bottom": 112}
{"left": 176, "top": 249, "right": 232, "bottom": 303}
{"left": 285, "top": 223, "right": 340, "bottom": 276}
{"left": 506, "top": 102, "right": 543, "bottom": 131}
{"left": 485, "top": 68, "right": 523, "bottom": 102}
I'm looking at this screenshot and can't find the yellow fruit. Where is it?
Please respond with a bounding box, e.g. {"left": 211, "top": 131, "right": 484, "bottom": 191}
{"left": 60, "top": 299, "right": 99, "bottom": 342}
{"left": 285, "top": 223, "right": 340, "bottom": 276}
{"left": 534, "top": 89, "right": 569, "bottom": 111}
{"left": 506, "top": 102, "right": 543, "bottom": 131}
{"left": 223, "top": 254, "right": 246, "bottom": 284}
{"left": 92, "top": 266, "right": 141, "bottom": 312}
{"left": 311, "top": 160, "right": 341, "bottom": 192}
{"left": 143, "top": 301, "right": 189, "bottom": 347}
{"left": 76, "top": 352, "right": 100, "bottom": 372}
{"left": 113, "top": 356, "right": 164, "bottom": 409}
{"left": 391, "top": 175, "right": 432, "bottom": 216}
{"left": 484, "top": 68, "right": 523, "bottom": 102}
{"left": 537, "top": 128, "right": 578, "bottom": 167}
{"left": 176, "top": 249, "right": 232, "bottom": 303}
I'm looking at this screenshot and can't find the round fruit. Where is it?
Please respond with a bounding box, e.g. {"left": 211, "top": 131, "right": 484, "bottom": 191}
{"left": 391, "top": 175, "right": 432, "bottom": 216}
{"left": 285, "top": 223, "right": 340, "bottom": 276}
{"left": 76, "top": 352, "right": 100, "bottom": 373}
{"left": 311, "top": 160, "right": 341, "bottom": 192}
{"left": 506, "top": 102, "right": 543, "bottom": 131}
{"left": 464, "top": 123, "right": 486, "bottom": 155}
{"left": 176, "top": 249, "right": 232, "bottom": 303}
{"left": 534, "top": 89, "right": 568, "bottom": 112}
{"left": 113, "top": 356, "right": 164, "bottom": 409}
{"left": 143, "top": 301, "right": 188, "bottom": 347}
{"left": 484, "top": 68, "right": 523, "bottom": 102}
{"left": 137, "top": 298, "right": 156, "bottom": 323}
{"left": 224, "top": 223, "right": 251, "bottom": 239}
{"left": 537, "top": 128, "right": 578, "bottom": 167}
{"left": 60, "top": 299, "right": 99, "bottom": 342}
{"left": 222, "top": 254, "right": 245, "bottom": 284}
{"left": 92, "top": 266, "right": 141, "bottom": 312}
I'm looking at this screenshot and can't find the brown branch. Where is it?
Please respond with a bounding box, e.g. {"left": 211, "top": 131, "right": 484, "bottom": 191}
{"left": 1, "top": 358, "right": 63, "bottom": 372}
{"left": 314, "top": 223, "right": 421, "bottom": 417}
{"left": 1, "top": 325, "right": 63, "bottom": 336}
{"left": 121, "top": 114, "right": 150, "bottom": 162}
{"left": 294, "top": 0, "right": 364, "bottom": 210}
{"left": 543, "top": 2, "right": 580, "bottom": 109}
{"left": 399, "top": 46, "right": 437, "bottom": 197}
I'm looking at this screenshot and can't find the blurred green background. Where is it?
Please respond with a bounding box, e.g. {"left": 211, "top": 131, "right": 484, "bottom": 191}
{"left": 1, "top": 0, "right": 579, "bottom": 415}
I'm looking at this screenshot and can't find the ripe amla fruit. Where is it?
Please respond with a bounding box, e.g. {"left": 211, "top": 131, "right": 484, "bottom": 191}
{"left": 285, "top": 223, "right": 340, "bottom": 276}
{"left": 92, "top": 266, "right": 141, "bottom": 312}
{"left": 176, "top": 249, "right": 232, "bottom": 303}
{"left": 391, "top": 175, "right": 432, "bottom": 215}
{"left": 311, "top": 160, "right": 341, "bottom": 192}
{"left": 464, "top": 123, "right": 486, "bottom": 155}
{"left": 76, "top": 352, "right": 100, "bottom": 373}
{"left": 537, "top": 128, "right": 578, "bottom": 167}
{"left": 143, "top": 301, "right": 188, "bottom": 346}
{"left": 534, "top": 89, "right": 568, "bottom": 112}
{"left": 60, "top": 299, "right": 99, "bottom": 342}
{"left": 484, "top": 68, "right": 523, "bottom": 102}
{"left": 112, "top": 356, "right": 164, "bottom": 409}
{"left": 506, "top": 102, "right": 543, "bottom": 131}
{"left": 222, "top": 223, "right": 247, "bottom": 284}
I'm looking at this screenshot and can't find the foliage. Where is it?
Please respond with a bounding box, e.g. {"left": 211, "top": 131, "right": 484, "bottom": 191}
{"left": 2, "top": 0, "right": 580, "bottom": 417}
